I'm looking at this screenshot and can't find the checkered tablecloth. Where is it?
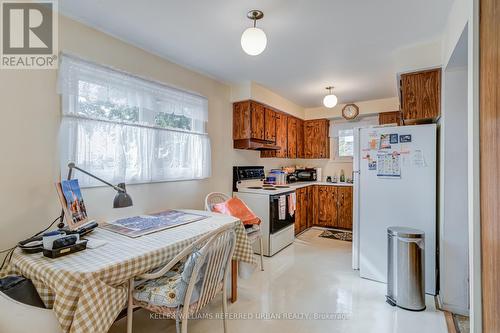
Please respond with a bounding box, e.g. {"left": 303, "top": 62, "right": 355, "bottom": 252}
{"left": 2, "top": 210, "right": 256, "bottom": 333}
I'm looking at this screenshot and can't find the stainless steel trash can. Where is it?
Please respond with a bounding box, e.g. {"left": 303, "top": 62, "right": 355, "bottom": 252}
{"left": 386, "top": 227, "right": 425, "bottom": 311}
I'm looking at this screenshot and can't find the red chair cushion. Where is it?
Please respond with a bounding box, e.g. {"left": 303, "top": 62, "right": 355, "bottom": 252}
{"left": 212, "top": 197, "right": 261, "bottom": 226}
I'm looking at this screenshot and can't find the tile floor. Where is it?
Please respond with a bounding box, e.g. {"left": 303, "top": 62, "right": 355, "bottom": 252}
{"left": 110, "top": 228, "right": 447, "bottom": 333}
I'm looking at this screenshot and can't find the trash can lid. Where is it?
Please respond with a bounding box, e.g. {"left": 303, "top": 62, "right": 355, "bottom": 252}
{"left": 387, "top": 226, "right": 425, "bottom": 238}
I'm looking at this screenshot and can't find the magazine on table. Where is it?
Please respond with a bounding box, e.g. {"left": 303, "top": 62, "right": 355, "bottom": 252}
{"left": 100, "top": 210, "right": 208, "bottom": 238}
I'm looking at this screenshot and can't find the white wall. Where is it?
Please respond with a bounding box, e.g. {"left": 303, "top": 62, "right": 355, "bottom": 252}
{"left": 0, "top": 15, "right": 296, "bottom": 251}
{"left": 439, "top": 64, "right": 469, "bottom": 315}
{"left": 442, "top": 0, "right": 470, "bottom": 67}
{"left": 230, "top": 81, "right": 306, "bottom": 119}
{"left": 441, "top": 0, "right": 480, "bottom": 330}
{"left": 301, "top": 98, "right": 399, "bottom": 181}
{"left": 304, "top": 97, "right": 399, "bottom": 120}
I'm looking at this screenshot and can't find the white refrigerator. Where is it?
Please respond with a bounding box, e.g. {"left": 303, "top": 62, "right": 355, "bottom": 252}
{"left": 352, "top": 124, "right": 436, "bottom": 295}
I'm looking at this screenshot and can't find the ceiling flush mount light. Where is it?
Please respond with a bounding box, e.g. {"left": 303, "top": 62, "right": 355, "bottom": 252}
{"left": 241, "top": 10, "right": 267, "bottom": 56}
{"left": 323, "top": 86, "right": 338, "bottom": 108}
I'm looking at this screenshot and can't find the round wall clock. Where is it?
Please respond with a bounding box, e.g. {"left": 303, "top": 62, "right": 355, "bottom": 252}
{"left": 342, "top": 103, "right": 359, "bottom": 120}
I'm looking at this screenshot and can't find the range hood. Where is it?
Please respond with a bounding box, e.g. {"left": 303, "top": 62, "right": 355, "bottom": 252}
{"left": 233, "top": 139, "right": 280, "bottom": 150}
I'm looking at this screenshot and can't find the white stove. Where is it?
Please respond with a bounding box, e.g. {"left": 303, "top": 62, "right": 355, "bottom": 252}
{"left": 233, "top": 166, "right": 295, "bottom": 256}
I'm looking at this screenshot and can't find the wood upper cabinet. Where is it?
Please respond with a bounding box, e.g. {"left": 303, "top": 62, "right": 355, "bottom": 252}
{"left": 296, "top": 119, "right": 305, "bottom": 158}
{"left": 264, "top": 108, "right": 276, "bottom": 142}
{"left": 276, "top": 114, "right": 288, "bottom": 158}
{"left": 233, "top": 101, "right": 251, "bottom": 140}
{"left": 233, "top": 101, "right": 272, "bottom": 143}
{"left": 287, "top": 117, "right": 297, "bottom": 159}
{"left": 250, "top": 102, "right": 265, "bottom": 140}
{"left": 318, "top": 120, "right": 330, "bottom": 158}
{"left": 234, "top": 100, "right": 327, "bottom": 160}
{"left": 304, "top": 119, "right": 330, "bottom": 159}
{"left": 337, "top": 186, "right": 353, "bottom": 230}
{"left": 379, "top": 111, "right": 402, "bottom": 126}
{"left": 304, "top": 121, "right": 316, "bottom": 158}
{"left": 261, "top": 112, "right": 288, "bottom": 158}
{"left": 400, "top": 68, "right": 441, "bottom": 122}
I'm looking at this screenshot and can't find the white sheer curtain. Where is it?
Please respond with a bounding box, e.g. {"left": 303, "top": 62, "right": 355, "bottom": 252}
{"left": 58, "top": 54, "right": 211, "bottom": 187}
{"left": 329, "top": 116, "right": 378, "bottom": 158}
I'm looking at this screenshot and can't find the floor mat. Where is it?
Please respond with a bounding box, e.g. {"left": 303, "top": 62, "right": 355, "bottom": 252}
{"left": 318, "top": 230, "right": 352, "bottom": 242}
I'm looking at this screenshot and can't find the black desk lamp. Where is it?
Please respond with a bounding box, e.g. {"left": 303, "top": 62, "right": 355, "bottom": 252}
{"left": 57, "top": 162, "right": 133, "bottom": 229}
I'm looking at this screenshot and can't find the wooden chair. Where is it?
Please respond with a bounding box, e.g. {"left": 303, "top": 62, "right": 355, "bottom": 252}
{"left": 205, "top": 192, "right": 264, "bottom": 271}
{"left": 126, "top": 224, "right": 236, "bottom": 333}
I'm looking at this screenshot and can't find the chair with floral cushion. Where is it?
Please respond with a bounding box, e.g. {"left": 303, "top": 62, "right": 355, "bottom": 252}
{"left": 126, "top": 224, "right": 236, "bottom": 333}
{"left": 205, "top": 192, "right": 264, "bottom": 271}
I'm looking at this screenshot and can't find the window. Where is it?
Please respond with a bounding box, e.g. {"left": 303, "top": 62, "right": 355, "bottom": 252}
{"left": 330, "top": 116, "right": 378, "bottom": 159}
{"left": 57, "top": 55, "right": 211, "bottom": 187}
{"left": 338, "top": 129, "right": 354, "bottom": 157}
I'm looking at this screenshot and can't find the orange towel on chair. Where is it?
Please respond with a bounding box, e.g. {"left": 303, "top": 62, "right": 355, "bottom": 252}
{"left": 212, "top": 197, "right": 261, "bottom": 226}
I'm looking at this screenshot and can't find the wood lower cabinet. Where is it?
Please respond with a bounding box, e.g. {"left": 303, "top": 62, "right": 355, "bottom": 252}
{"left": 294, "top": 187, "right": 308, "bottom": 235}
{"left": 378, "top": 111, "right": 402, "bottom": 126}
{"left": 306, "top": 185, "right": 314, "bottom": 228}
{"left": 400, "top": 68, "right": 441, "bottom": 123}
{"left": 294, "top": 185, "right": 317, "bottom": 235}
{"left": 317, "top": 186, "right": 338, "bottom": 227}
{"left": 310, "top": 185, "right": 353, "bottom": 230}
{"left": 295, "top": 185, "right": 353, "bottom": 234}
{"left": 337, "top": 187, "right": 353, "bottom": 230}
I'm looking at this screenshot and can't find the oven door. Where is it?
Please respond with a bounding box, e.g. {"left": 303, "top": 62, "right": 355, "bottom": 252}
{"left": 269, "top": 191, "right": 295, "bottom": 234}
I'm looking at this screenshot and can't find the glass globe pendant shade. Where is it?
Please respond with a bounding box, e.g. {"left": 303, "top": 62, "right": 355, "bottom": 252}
{"left": 241, "top": 27, "right": 267, "bottom": 56}
{"left": 323, "top": 94, "right": 338, "bottom": 108}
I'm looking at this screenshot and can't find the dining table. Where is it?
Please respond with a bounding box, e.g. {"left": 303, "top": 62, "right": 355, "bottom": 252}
{"left": 1, "top": 210, "right": 257, "bottom": 333}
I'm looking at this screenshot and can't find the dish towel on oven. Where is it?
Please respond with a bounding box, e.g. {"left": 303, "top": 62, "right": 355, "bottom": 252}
{"left": 288, "top": 192, "right": 296, "bottom": 217}
{"left": 278, "top": 195, "right": 286, "bottom": 220}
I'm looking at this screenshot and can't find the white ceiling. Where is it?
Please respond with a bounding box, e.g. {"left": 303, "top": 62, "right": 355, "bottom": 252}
{"left": 59, "top": 0, "right": 454, "bottom": 107}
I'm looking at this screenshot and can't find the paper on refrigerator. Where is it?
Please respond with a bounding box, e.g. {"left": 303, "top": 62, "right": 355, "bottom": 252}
{"left": 376, "top": 151, "right": 401, "bottom": 178}
{"left": 412, "top": 149, "right": 427, "bottom": 168}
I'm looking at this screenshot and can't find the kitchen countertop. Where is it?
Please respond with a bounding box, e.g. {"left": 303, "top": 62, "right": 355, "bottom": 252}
{"left": 235, "top": 181, "right": 353, "bottom": 196}
{"left": 286, "top": 181, "right": 353, "bottom": 189}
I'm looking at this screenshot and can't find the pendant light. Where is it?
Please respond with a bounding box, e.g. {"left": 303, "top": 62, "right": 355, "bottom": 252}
{"left": 323, "top": 86, "right": 338, "bottom": 108}
{"left": 241, "top": 10, "right": 267, "bottom": 56}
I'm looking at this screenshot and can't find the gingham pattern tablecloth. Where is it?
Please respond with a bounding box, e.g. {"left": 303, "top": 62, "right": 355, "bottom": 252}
{"left": 2, "top": 210, "right": 256, "bottom": 333}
